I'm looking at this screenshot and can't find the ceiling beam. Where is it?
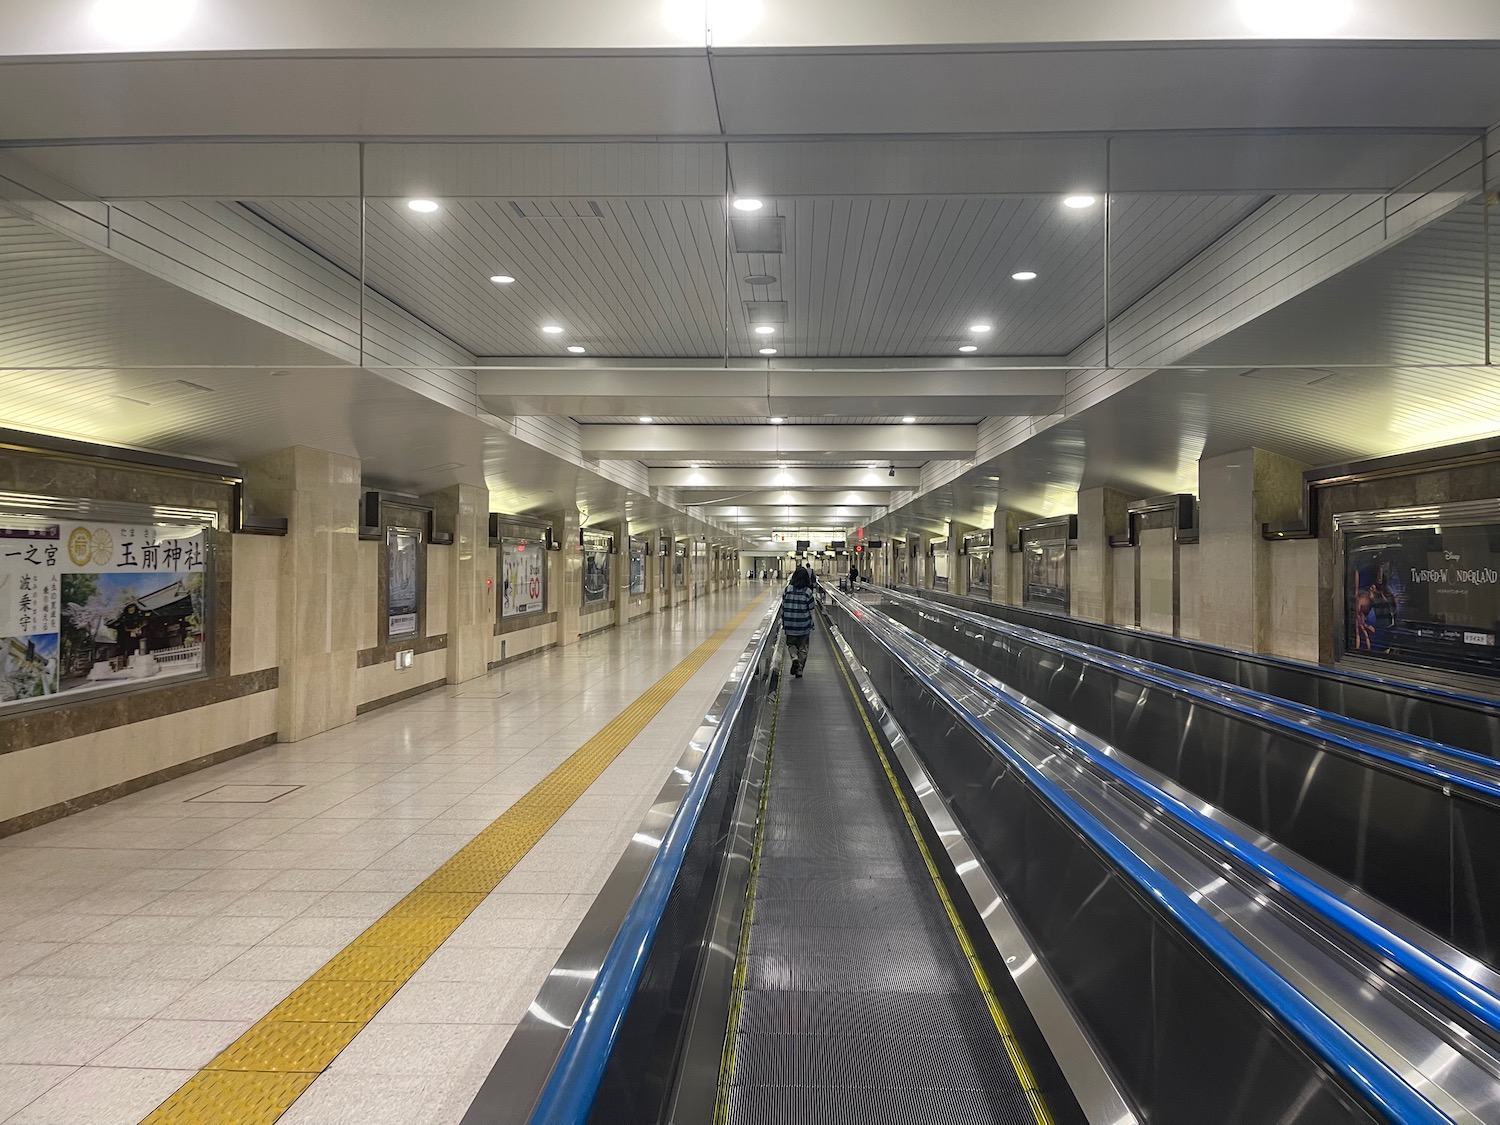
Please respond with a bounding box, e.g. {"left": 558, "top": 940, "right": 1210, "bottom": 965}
{"left": 651, "top": 466, "right": 919, "bottom": 489}
{"left": 477, "top": 362, "right": 1063, "bottom": 419}
{"left": 582, "top": 424, "right": 975, "bottom": 461}
{"left": 688, "top": 489, "right": 891, "bottom": 507}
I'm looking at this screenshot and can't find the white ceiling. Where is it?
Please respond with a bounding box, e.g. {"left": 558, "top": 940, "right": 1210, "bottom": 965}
{"left": 2, "top": 14, "right": 1499, "bottom": 551}
{"left": 246, "top": 193, "right": 1262, "bottom": 359}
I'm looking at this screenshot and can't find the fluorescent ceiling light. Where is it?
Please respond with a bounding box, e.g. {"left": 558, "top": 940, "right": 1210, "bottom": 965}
{"left": 542, "top": 325, "right": 564, "bottom": 334}
{"left": 1062, "top": 195, "right": 1097, "bottom": 209}
{"left": 754, "top": 325, "right": 776, "bottom": 335}
{"left": 93, "top": 0, "right": 194, "bottom": 42}
{"left": 968, "top": 323, "right": 992, "bottom": 334}
{"left": 769, "top": 417, "right": 785, "bottom": 424}
{"left": 1011, "top": 270, "right": 1037, "bottom": 281}
{"left": 490, "top": 274, "right": 515, "bottom": 284}
{"left": 1239, "top": 0, "right": 1351, "bottom": 36}
{"left": 958, "top": 345, "right": 979, "bottom": 353}
{"left": 759, "top": 348, "right": 777, "bottom": 355}
{"left": 567, "top": 345, "right": 586, "bottom": 354}
{"left": 733, "top": 198, "right": 764, "bottom": 211}
{"left": 639, "top": 416, "right": 654, "bottom": 423}
{"left": 407, "top": 199, "right": 440, "bottom": 213}
{"left": 901, "top": 416, "right": 917, "bottom": 423}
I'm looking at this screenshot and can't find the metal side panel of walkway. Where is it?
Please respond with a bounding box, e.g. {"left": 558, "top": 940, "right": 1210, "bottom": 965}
{"left": 722, "top": 622, "right": 1039, "bottom": 1125}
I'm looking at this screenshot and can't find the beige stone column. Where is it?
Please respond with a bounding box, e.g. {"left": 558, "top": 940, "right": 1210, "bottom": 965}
{"left": 427, "top": 484, "right": 491, "bottom": 685}
{"left": 648, "top": 535, "right": 664, "bottom": 615}
{"left": 950, "top": 521, "right": 973, "bottom": 596}
{"left": 1138, "top": 523, "right": 1177, "bottom": 635}
{"left": 991, "top": 511, "right": 1021, "bottom": 604}
{"left": 547, "top": 508, "right": 582, "bottom": 646}
{"left": 1198, "top": 448, "right": 1307, "bottom": 651}
{"left": 612, "top": 521, "right": 630, "bottom": 629}
{"left": 1073, "top": 487, "right": 1130, "bottom": 623}
{"left": 244, "top": 446, "right": 361, "bottom": 742}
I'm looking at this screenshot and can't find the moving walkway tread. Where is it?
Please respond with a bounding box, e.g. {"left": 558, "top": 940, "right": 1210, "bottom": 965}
{"left": 721, "top": 624, "right": 1041, "bottom": 1125}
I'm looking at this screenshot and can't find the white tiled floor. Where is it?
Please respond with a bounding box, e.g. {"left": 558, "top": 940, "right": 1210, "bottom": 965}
{"left": 0, "top": 586, "right": 770, "bottom": 1125}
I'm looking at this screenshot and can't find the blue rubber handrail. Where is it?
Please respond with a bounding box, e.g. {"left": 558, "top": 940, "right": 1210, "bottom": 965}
{"left": 857, "top": 599, "right": 1500, "bottom": 1039}
{"left": 905, "top": 583, "right": 1500, "bottom": 714}
{"left": 836, "top": 598, "right": 1449, "bottom": 1125}
{"left": 525, "top": 606, "right": 778, "bottom": 1125}
{"left": 886, "top": 587, "right": 1500, "bottom": 792}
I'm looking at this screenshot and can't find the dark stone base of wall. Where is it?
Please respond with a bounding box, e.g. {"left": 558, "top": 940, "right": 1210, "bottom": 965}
{"left": 0, "top": 732, "right": 278, "bottom": 840}
{"left": 355, "top": 678, "right": 446, "bottom": 715}
{"left": 488, "top": 642, "right": 557, "bottom": 671}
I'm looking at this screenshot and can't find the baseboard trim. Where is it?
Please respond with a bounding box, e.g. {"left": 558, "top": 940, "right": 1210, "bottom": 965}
{"left": 0, "top": 732, "right": 278, "bottom": 840}
{"left": 355, "top": 678, "right": 446, "bottom": 715}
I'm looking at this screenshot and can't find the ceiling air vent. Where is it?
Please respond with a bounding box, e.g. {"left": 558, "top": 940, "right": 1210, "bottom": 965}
{"left": 731, "top": 214, "right": 784, "bottom": 254}
{"left": 743, "top": 300, "right": 788, "bottom": 324}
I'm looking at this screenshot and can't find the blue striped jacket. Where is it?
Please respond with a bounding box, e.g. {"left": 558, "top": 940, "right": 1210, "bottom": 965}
{"left": 780, "top": 585, "right": 816, "bottom": 636}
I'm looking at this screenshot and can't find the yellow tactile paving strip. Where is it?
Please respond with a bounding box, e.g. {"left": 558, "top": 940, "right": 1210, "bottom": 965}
{"left": 142, "top": 600, "right": 763, "bottom": 1125}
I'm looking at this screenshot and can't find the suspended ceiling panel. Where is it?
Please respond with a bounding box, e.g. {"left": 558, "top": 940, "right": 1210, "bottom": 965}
{"left": 248, "top": 193, "right": 1262, "bottom": 359}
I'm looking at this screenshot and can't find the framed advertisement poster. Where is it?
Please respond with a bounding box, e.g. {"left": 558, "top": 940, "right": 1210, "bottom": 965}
{"left": 386, "top": 527, "right": 420, "bottom": 639}
{"left": 1335, "top": 502, "right": 1500, "bottom": 680}
{"left": 1023, "top": 539, "right": 1069, "bottom": 612}
{"left": 1, "top": 506, "right": 212, "bottom": 714}
{"left": 629, "top": 538, "right": 646, "bottom": 595}
{"left": 500, "top": 537, "right": 546, "bottom": 618}
{"left": 581, "top": 531, "right": 611, "bottom": 607}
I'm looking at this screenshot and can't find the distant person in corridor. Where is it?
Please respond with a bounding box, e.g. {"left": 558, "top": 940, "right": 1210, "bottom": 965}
{"left": 781, "top": 566, "right": 816, "bottom": 678}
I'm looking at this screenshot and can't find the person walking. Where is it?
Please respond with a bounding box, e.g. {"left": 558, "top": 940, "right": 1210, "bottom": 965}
{"left": 848, "top": 560, "right": 860, "bottom": 590}
{"left": 781, "top": 566, "right": 817, "bottom": 678}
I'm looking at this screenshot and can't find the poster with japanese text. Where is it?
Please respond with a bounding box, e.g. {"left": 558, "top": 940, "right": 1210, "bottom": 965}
{"left": 501, "top": 538, "right": 546, "bottom": 617}
{"left": 0, "top": 520, "right": 208, "bottom": 710}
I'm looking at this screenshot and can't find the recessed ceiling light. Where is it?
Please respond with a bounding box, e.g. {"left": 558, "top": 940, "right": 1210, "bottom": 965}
{"left": 733, "top": 198, "right": 764, "bottom": 211}
{"left": 490, "top": 274, "right": 515, "bottom": 284}
{"left": 744, "top": 273, "right": 778, "bottom": 285}
{"left": 769, "top": 417, "right": 785, "bottom": 424}
{"left": 958, "top": 345, "right": 979, "bottom": 353}
{"left": 93, "top": 0, "right": 196, "bottom": 42}
{"left": 1063, "top": 195, "right": 1097, "bottom": 209}
{"left": 639, "top": 416, "right": 654, "bottom": 423}
{"left": 567, "top": 345, "right": 586, "bottom": 354}
{"left": 1011, "top": 270, "right": 1037, "bottom": 281}
{"left": 542, "top": 325, "right": 564, "bottom": 334}
{"left": 1238, "top": 0, "right": 1351, "bottom": 36}
{"left": 759, "top": 347, "right": 777, "bottom": 355}
{"left": 407, "top": 199, "right": 440, "bottom": 213}
{"left": 901, "top": 416, "right": 917, "bottom": 423}
{"left": 754, "top": 325, "right": 776, "bottom": 335}
{"left": 968, "top": 322, "right": 992, "bottom": 334}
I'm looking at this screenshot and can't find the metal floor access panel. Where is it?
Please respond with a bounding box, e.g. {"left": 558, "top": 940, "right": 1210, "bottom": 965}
{"left": 722, "top": 623, "right": 1040, "bottom": 1125}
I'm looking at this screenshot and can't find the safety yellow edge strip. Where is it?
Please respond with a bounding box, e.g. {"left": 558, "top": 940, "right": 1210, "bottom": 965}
{"left": 142, "top": 597, "right": 765, "bottom": 1125}
{"left": 827, "top": 619, "right": 1056, "bottom": 1125}
{"left": 712, "top": 638, "right": 785, "bottom": 1124}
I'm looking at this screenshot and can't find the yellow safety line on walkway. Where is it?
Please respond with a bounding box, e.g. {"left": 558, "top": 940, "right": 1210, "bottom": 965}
{"left": 827, "top": 623, "right": 1056, "bottom": 1125}
{"left": 142, "top": 597, "right": 765, "bottom": 1125}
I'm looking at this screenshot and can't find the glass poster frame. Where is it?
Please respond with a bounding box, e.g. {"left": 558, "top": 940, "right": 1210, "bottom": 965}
{"left": 386, "top": 526, "right": 421, "bottom": 639}
{"left": 629, "top": 537, "right": 647, "bottom": 595}
{"left": 1334, "top": 501, "right": 1500, "bottom": 681}
{"left": 0, "top": 495, "right": 216, "bottom": 715}
{"left": 1023, "top": 537, "right": 1070, "bottom": 612}
{"left": 499, "top": 536, "right": 547, "bottom": 618}
{"left": 581, "top": 531, "right": 611, "bottom": 607}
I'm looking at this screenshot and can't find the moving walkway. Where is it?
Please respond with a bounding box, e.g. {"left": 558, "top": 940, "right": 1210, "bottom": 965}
{"left": 461, "top": 594, "right": 1500, "bottom": 1125}
{"left": 868, "top": 586, "right": 1500, "bottom": 971}
{"left": 900, "top": 586, "right": 1500, "bottom": 760}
